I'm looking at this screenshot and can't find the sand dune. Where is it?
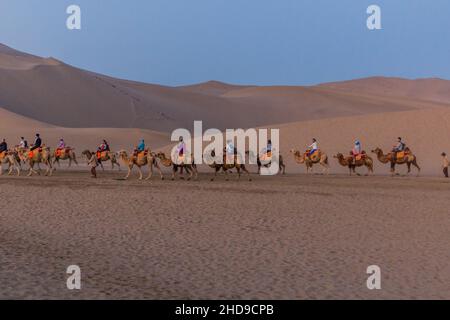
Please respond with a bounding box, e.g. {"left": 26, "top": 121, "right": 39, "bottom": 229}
{"left": 319, "top": 76, "right": 450, "bottom": 104}
{"left": 0, "top": 107, "right": 169, "bottom": 152}
{"left": 2, "top": 43, "right": 450, "bottom": 133}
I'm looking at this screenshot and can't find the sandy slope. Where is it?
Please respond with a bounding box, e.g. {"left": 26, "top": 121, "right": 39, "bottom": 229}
{"left": 0, "top": 108, "right": 169, "bottom": 152}
{"left": 1, "top": 172, "right": 449, "bottom": 299}
{"left": 319, "top": 76, "right": 450, "bottom": 104}
{"left": 2, "top": 43, "right": 450, "bottom": 133}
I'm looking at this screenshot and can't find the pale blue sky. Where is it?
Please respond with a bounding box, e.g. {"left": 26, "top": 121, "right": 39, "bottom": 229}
{"left": 0, "top": 0, "right": 449, "bottom": 86}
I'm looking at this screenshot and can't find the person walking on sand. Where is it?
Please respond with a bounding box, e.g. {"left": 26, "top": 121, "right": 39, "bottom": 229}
{"left": 442, "top": 152, "right": 449, "bottom": 178}
{"left": 88, "top": 150, "right": 99, "bottom": 178}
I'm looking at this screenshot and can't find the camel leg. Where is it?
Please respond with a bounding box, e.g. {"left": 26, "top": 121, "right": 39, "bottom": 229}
{"left": 241, "top": 165, "right": 251, "bottom": 181}
{"left": 154, "top": 161, "right": 164, "bottom": 180}
{"left": 193, "top": 166, "right": 198, "bottom": 180}
{"left": 171, "top": 166, "right": 177, "bottom": 181}
{"left": 224, "top": 167, "right": 230, "bottom": 181}
{"left": 412, "top": 159, "right": 421, "bottom": 176}
{"left": 124, "top": 165, "right": 133, "bottom": 180}
{"left": 149, "top": 163, "right": 153, "bottom": 180}
{"left": 280, "top": 163, "right": 286, "bottom": 175}
{"left": 137, "top": 166, "right": 143, "bottom": 180}
{"left": 186, "top": 166, "right": 193, "bottom": 181}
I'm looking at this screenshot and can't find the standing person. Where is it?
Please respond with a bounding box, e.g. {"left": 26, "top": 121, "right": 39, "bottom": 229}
{"left": 88, "top": 150, "right": 99, "bottom": 178}
{"left": 442, "top": 152, "right": 449, "bottom": 178}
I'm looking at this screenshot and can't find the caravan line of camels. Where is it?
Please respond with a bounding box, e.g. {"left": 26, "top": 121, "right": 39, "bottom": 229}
{"left": 0, "top": 144, "right": 421, "bottom": 180}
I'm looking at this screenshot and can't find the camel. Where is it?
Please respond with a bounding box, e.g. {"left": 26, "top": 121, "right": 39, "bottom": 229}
{"left": 246, "top": 150, "right": 286, "bottom": 175}
{"left": 0, "top": 151, "right": 20, "bottom": 176}
{"left": 118, "top": 150, "right": 163, "bottom": 180}
{"left": 82, "top": 150, "right": 120, "bottom": 171}
{"left": 206, "top": 150, "right": 251, "bottom": 181}
{"left": 155, "top": 152, "right": 198, "bottom": 181}
{"left": 334, "top": 152, "right": 374, "bottom": 176}
{"left": 16, "top": 146, "right": 53, "bottom": 176}
{"left": 53, "top": 148, "right": 78, "bottom": 168}
{"left": 290, "top": 149, "right": 329, "bottom": 174}
{"left": 371, "top": 147, "right": 420, "bottom": 176}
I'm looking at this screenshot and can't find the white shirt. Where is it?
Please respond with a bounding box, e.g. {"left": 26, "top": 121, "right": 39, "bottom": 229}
{"left": 309, "top": 142, "right": 318, "bottom": 150}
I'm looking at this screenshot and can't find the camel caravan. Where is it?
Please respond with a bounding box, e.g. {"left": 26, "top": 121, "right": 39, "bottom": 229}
{"left": 0, "top": 134, "right": 427, "bottom": 180}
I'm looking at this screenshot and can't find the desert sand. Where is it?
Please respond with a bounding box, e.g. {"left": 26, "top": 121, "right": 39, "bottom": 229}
{"left": 1, "top": 172, "right": 450, "bottom": 299}
{"left": 1, "top": 42, "right": 450, "bottom": 300}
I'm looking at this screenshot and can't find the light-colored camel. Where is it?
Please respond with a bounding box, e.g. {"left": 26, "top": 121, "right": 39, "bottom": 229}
{"left": 206, "top": 150, "right": 251, "bottom": 181}
{"left": 118, "top": 150, "right": 163, "bottom": 180}
{"left": 82, "top": 150, "right": 120, "bottom": 171}
{"left": 53, "top": 148, "right": 78, "bottom": 168}
{"left": 246, "top": 150, "right": 286, "bottom": 175}
{"left": 290, "top": 149, "right": 329, "bottom": 174}
{"left": 0, "top": 151, "right": 20, "bottom": 176}
{"left": 371, "top": 147, "right": 420, "bottom": 176}
{"left": 16, "top": 146, "right": 53, "bottom": 176}
{"left": 155, "top": 152, "right": 198, "bottom": 181}
{"left": 334, "top": 152, "right": 374, "bottom": 176}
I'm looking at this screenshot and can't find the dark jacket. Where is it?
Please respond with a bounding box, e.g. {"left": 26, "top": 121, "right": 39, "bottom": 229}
{"left": 0, "top": 142, "right": 7, "bottom": 152}
{"left": 34, "top": 137, "right": 42, "bottom": 148}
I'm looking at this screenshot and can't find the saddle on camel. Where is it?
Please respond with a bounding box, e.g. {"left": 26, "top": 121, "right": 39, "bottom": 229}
{"left": 55, "top": 147, "right": 72, "bottom": 158}
{"left": 29, "top": 147, "right": 43, "bottom": 159}
{"left": 305, "top": 149, "right": 320, "bottom": 161}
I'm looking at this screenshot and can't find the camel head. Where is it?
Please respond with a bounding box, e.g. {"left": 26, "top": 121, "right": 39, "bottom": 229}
{"left": 155, "top": 151, "right": 166, "bottom": 159}
{"left": 371, "top": 147, "right": 382, "bottom": 155}
{"left": 117, "top": 150, "right": 128, "bottom": 158}
{"left": 333, "top": 153, "right": 344, "bottom": 159}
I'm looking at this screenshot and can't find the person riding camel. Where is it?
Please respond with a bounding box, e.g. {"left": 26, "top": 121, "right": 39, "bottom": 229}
{"left": 351, "top": 140, "right": 362, "bottom": 162}
{"left": 390, "top": 137, "right": 406, "bottom": 169}
{"left": 225, "top": 139, "right": 235, "bottom": 164}
{"left": 307, "top": 138, "right": 319, "bottom": 158}
{"left": 19, "top": 137, "right": 28, "bottom": 149}
{"left": 392, "top": 137, "right": 406, "bottom": 158}
{"left": 176, "top": 137, "right": 186, "bottom": 163}
{"left": 30, "top": 134, "right": 42, "bottom": 151}
{"left": 260, "top": 139, "right": 273, "bottom": 161}
{"left": 97, "top": 140, "right": 110, "bottom": 160}
{"left": 56, "top": 138, "right": 66, "bottom": 157}
{"left": 0, "top": 139, "right": 7, "bottom": 154}
{"left": 134, "top": 139, "right": 146, "bottom": 156}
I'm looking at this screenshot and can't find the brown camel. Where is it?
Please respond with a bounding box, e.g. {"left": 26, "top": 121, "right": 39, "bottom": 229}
{"left": 371, "top": 147, "right": 420, "bottom": 176}
{"left": 118, "top": 150, "right": 163, "bottom": 180}
{"left": 155, "top": 152, "right": 198, "bottom": 181}
{"left": 246, "top": 150, "right": 286, "bottom": 175}
{"left": 290, "top": 149, "right": 329, "bottom": 174}
{"left": 82, "top": 150, "right": 120, "bottom": 171}
{"left": 207, "top": 150, "right": 251, "bottom": 181}
{"left": 334, "top": 152, "right": 374, "bottom": 176}
{"left": 0, "top": 151, "right": 20, "bottom": 176}
{"left": 53, "top": 148, "right": 78, "bottom": 167}
{"left": 16, "top": 146, "right": 53, "bottom": 176}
